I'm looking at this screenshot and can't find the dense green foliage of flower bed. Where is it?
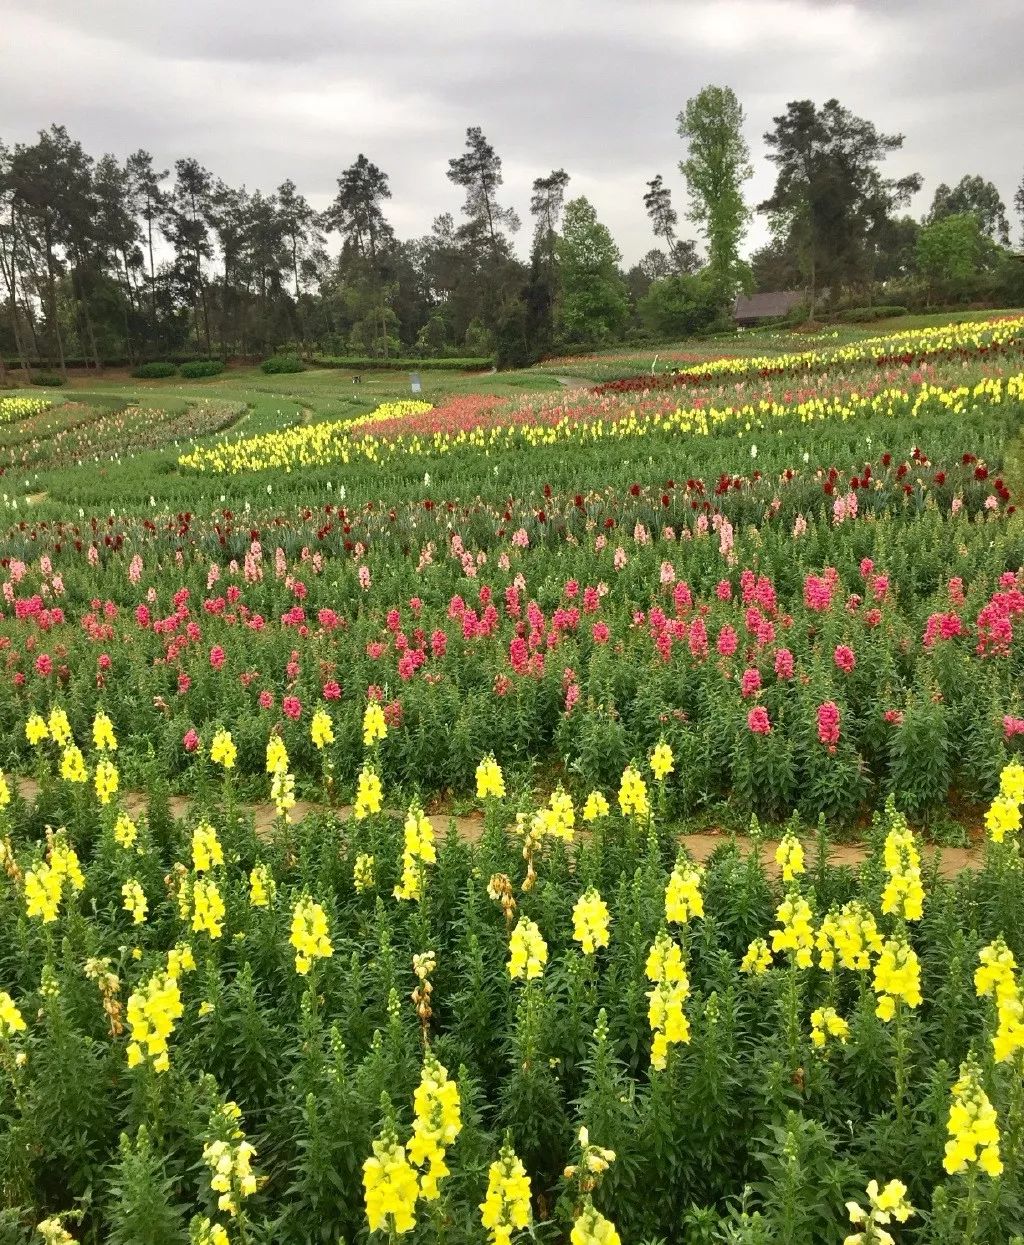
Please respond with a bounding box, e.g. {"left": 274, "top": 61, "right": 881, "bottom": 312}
{"left": 2, "top": 317, "right": 1024, "bottom": 1244}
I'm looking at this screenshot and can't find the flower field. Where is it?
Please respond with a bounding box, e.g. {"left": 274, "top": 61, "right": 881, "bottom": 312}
{"left": 3, "top": 315, "right": 1024, "bottom": 1242}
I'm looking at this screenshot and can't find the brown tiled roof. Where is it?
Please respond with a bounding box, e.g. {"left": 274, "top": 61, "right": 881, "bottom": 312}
{"left": 732, "top": 290, "right": 806, "bottom": 320}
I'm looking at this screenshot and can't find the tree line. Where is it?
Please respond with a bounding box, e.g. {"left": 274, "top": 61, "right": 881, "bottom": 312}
{"left": 2, "top": 88, "right": 1023, "bottom": 378}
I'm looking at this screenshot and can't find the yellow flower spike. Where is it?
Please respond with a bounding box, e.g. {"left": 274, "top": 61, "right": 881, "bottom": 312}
{"left": 645, "top": 930, "right": 690, "bottom": 1069}
{"left": 649, "top": 740, "right": 674, "bottom": 781}
{"left": 775, "top": 829, "right": 805, "bottom": 883}
{"left": 943, "top": 1058, "right": 1002, "bottom": 1177}
{"left": 480, "top": 1139, "right": 532, "bottom": 1244}
{"left": 362, "top": 701, "right": 388, "bottom": 747}
{"left": 393, "top": 803, "right": 436, "bottom": 902}
{"left": 880, "top": 813, "right": 925, "bottom": 920}
{"left": 210, "top": 729, "right": 237, "bottom": 770}
{"left": 113, "top": 812, "right": 138, "bottom": 850}
{"left": 508, "top": 917, "right": 548, "bottom": 981}
{"left": 122, "top": 879, "right": 148, "bottom": 925}
{"left": 740, "top": 938, "right": 773, "bottom": 975}
{"left": 582, "top": 790, "right": 610, "bottom": 821}
{"left": 664, "top": 858, "right": 704, "bottom": 924}
{"left": 92, "top": 710, "right": 117, "bottom": 752}
{"left": 192, "top": 822, "right": 224, "bottom": 873}
{"left": 265, "top": 734, "right": 289, "bottom": 775}
{"left": 289, "top": 895, "right": 332, "bottom": 974}
{"left": 310, "top": 708, "right": 334, "bottom": 750}
{"left": 810, "top": 1005, "right": 849, "bottom": 1049}
{"left": 0, "top": 989, "right": 27, "bottom": 1037}
{"left": 125, "top": 970, "right": 183, "bottom": 1073}
{"left": 571, "top": 1200, "right": 621, "bottom": 1245}
{"left": 872, "top": 937, "right": 922, "bottom": 1021}
{"left": 192, "top": 877, "right": 226, "bottom": 939}
{"left": 475, "top": 754, "right": 506, "bottom": 800}
{"left": 363, "top": 1122, "right": 419, "bottom": 1236}
{"left": 617, "top": 764, "right": 649, "bottom": 820}
{"left": 770, "top": 891, "right": 815, "bottom": 968}
{"left": 47, "top": 707, "right": 72, "bottom": 747}
{"left": 61, "top": 746, "right": 88, "bottom": 785}
{"left": 248, "top": 863, "right": 275, "bottom": 908}
{"left": 408, "top": 1051, "right": 462, "bottom": 1201}
{"left": 25, "top": 861, "right": 63, "bottom": 923}
{"left": 572, "top": 888, "right": 611, "bottom": 954}
{"left": 353, "top": 852, "right": 375, "bottom": 893}
{"left": 353, "top": 764, "right": 383, "bottom": 821}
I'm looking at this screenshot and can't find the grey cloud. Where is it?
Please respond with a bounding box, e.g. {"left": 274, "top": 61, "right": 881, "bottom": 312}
{"left": 3, "top": 0, "right": 1022, "bottom": 263}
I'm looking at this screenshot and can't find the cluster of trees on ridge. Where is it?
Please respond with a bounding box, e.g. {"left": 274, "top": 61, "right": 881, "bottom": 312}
{"left": 2, "top": 86, "right": 1023, "bottom": 378}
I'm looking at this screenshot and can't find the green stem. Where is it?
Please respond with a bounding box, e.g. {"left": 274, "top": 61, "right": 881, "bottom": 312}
{"left": 893, "top": 1002, "right": 908, "bottom": 1126}
{"left": 785, "top": 959, "right": 801, "bottom": 1074}
{"left": 963, "top": 1168, "right": 979, "bottom": 1245}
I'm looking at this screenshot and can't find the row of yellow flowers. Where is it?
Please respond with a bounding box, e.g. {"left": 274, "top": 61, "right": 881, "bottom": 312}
{"left": 0, "top": 395, "right": 51, "bottom": 424}
{"left": 178, "top": 368, "right": 1024, "bottom": 475}
{"left": 3, "top": 714, "right": 1022, "bottom": 1242}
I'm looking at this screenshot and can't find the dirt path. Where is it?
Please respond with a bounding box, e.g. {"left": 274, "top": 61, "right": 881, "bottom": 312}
{"left": 12, "top": 777, "right": 982, "bottom": 879}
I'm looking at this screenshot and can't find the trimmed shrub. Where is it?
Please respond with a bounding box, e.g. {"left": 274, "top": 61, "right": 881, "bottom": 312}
{"left": 835, "top": 306, "right": 909, "bottom": 323}
{"left": 30, "top": 371, "right": 66, "bottom": 387}
{"left": 131, "top": 362, "right": 178, "bottom": 379}
{"left": 261, "top": 355, "right": 306, "bottom": 375}
{"left": 307, "top": 355, "right": 492, "bottom": 372}
{"left": 179, "top": 360, "right": 225, "bottom": 379}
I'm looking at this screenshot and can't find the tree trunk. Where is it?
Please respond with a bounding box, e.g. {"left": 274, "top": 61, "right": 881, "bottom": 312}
{"left": 73, "top": 249, "right": 102, "bottom": 371}
{"left": 200, "top": 276, "right": 213, "bottom": 356}
{"left": 292, "top": 237, "right": 305, "bottom": 346}
{"left": 0, "top": 217, "right": 32, "bottom": 380}
{"left": 43, "top": 222, "right": 67, "bottom": 378}
{"left": 219, "top": 260, "right": 230, "bottom": 360}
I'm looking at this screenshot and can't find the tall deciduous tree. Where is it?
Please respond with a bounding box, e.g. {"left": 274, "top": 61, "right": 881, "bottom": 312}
{"left": 556, "top": 196, "right": 627, "bottom": 346}
{"left": 928, "top": 175, "right": 1010, "bottom": 245}
{"left": 759, "top": 99, "right": 921, "bottom": 317}
{"left": 677, "top": 86, "right": 752, "bottom": 304}
{"left": 916, "top": 212, "right": 993, "bottom": 302}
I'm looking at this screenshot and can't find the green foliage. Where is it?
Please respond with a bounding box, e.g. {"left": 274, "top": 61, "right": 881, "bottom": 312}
{"left": 557, "top": 197, "right": 629, "bottom": 347}
{"left": 760, "top": 99, "right": 921, "bottom": 310}
{"left": 306, "top": 354, "right": 492, "bottom": 371}
{"left": 131, "top": 362, "right": 179, "bottom": 379}
{"left": 677, "top": 84, "right": 753, "bottom": 304}
{"left": 639, "top": 274, "right": 720, "bottom": 338}
{"left": 178, "top": 360, "right": 225, "bottom": 379}
{"left": 29, "top": 372, "right": 66, "bottom": 387}
{"left": 260, "top": 355, "right": 305, "bottom": 375}
{"left": 834, "top": 305, "right": 909, "bottom": 323}
{"left": 928, "top": 175, "right": 1011, "bottom": 246}
{"left": 916, "top": 213, "right": 995, "bottom": 301}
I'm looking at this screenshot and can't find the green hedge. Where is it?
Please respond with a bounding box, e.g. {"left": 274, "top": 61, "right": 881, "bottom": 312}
{"left": 131, "top": 361, "right": 178, "bottom": 379}
{"left": 834, "top": 306, "right": 909, "bottom": 323}
{"left": 29, "top": 371, "right": 66, "bottom": 388}
{"left": 306, "top": 355, "right": 492, "bottom": 372}
{"left": 261, "top": 355, "right": 306, "bottom": 374}
{"left": 178, "top": 360, "right": 226, "bottom": 379}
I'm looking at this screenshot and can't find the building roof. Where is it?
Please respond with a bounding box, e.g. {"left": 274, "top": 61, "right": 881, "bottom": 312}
{"left": 732, "top": 290, "right": 806, "bottom": 321}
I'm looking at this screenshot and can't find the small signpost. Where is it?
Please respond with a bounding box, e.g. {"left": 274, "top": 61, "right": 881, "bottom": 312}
{"left": 410, "top": 372, "right": 422, "bottom": 395}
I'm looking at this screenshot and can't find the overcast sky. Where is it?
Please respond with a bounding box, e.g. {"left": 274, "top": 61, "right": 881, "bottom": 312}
{"left": 2, "top": 0, "right": 1021, "bottom": 265}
